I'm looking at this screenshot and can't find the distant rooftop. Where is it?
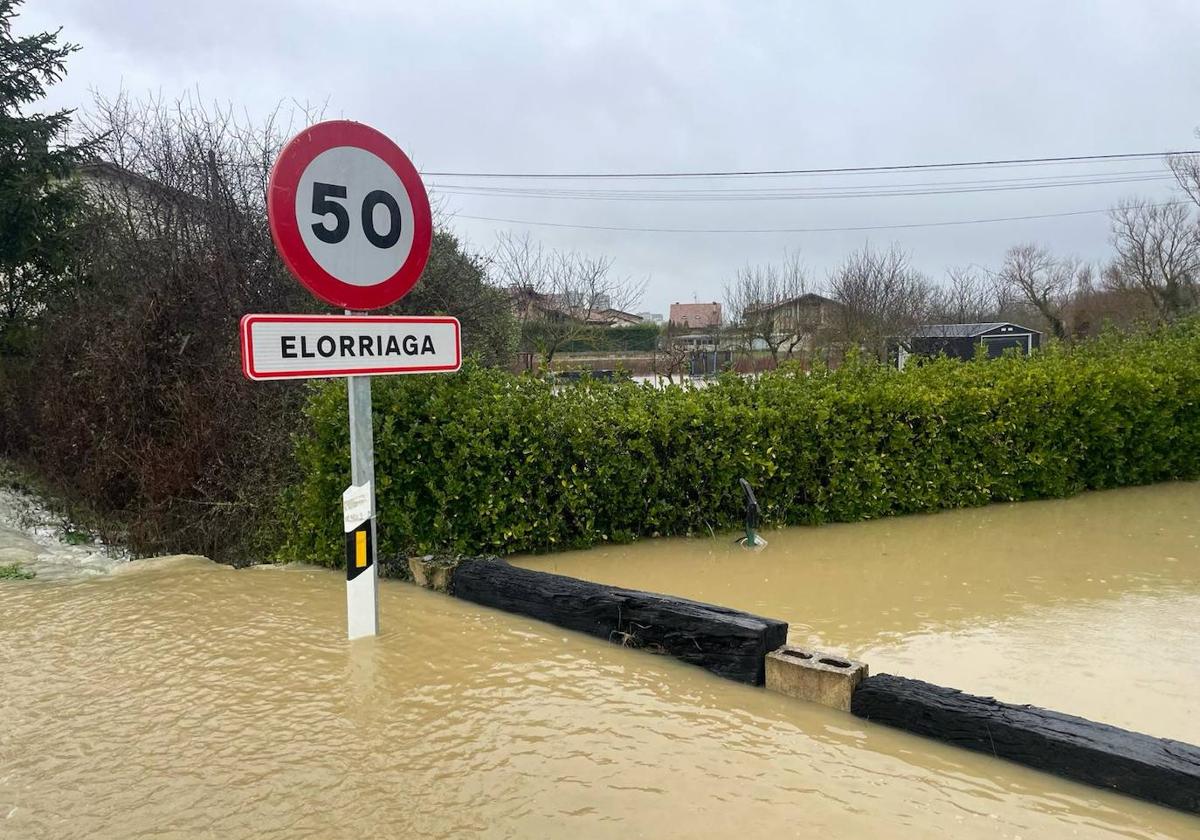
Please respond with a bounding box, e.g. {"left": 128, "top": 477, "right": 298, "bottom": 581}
{"left": 909, "top": 322, "right": 1040, "bottom": 338}
{"left": 669, "top": 301, "right": 722, "bottom": 328}
{"left": 744, "top": 292, "right": 839, "bottom": 315}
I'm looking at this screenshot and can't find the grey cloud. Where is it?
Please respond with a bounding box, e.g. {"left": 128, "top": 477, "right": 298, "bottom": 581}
{"left": 23, "top": 0, "right": 1200, "bottom": 312}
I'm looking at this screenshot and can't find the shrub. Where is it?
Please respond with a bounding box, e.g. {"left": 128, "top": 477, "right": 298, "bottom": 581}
{"left": 0, "top": 563, "right": 35, "bottom": 580}
{"left": 278, "top": 319, "right": 1200, "bottom": 566}
{"left": 558, "top": 322, "right": 661, "bottom": 353}
{"left": 1, "top": 95, "right": 517, "bottom": 563}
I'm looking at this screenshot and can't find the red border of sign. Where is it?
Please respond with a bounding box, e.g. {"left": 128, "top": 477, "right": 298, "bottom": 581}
{"left": 268, "top": 121, "right": 433, "bottom": 310}
{"left": 239, "top": 314, "right": 461, "bottom": 381}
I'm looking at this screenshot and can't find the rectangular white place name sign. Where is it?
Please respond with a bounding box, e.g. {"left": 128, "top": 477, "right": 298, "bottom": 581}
{"left": 239, "top": 313, "right": 461, "bottom": 381}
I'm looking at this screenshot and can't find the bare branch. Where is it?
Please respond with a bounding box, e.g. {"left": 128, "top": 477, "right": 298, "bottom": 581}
{"left": 724, "top": 251, "right": 821, "bottom": 363}
{"left": 828, "top": 243, "right": 935, "bottom": 357}
{"left": 1168, "top": 149, "right": 1200, "bottom": 210}
{"left": 490, "top": 231, "right": 644, "bottom": 364}
{"left": 992, "top": 243, "right": 1077, "bottom": 339}
{"left": 1108, "top": 199, "right": 1200, "bottom": 319}
{"left": 930, "top": 266, "right": 998, "bottom": 323}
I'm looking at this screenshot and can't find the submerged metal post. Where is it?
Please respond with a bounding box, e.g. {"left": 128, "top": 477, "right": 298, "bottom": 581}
{"left": 738, "top": 478, "right": 762, "bottom": 548}
{"left": 345, "top": 359, "right": 379, "bottom": 639}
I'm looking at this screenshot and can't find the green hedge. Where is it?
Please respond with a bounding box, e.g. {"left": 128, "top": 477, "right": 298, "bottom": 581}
{"left": 277, "top": 320, "right": 1200, "bottom": 566}
{"left": 556, "top": 322, "right": 661, "bottom": 353}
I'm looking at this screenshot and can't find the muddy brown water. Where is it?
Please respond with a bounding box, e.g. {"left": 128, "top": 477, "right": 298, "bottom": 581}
{"left": 3, "top": 485, "right": 1199, "bottom": 838}
{"left": 521, "top": 482, "right": 1200, "bottom": 749}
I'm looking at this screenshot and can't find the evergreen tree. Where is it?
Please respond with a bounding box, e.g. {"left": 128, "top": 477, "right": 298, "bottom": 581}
{"left": 0, "top": 0, "right": 85, "bottom": 342}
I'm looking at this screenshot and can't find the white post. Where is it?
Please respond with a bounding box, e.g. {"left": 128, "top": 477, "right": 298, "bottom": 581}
{"left": 345, "top": 314, "right": 379, "bottom": 639}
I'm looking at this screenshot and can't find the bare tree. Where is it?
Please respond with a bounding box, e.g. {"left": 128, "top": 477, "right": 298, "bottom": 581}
{"left": 1063, "top": 260, "right": 1153, "bottom": 336}
{"left": 491, "top": 231, "right": 645, "bottom": 364}
{"left": 19, "top": 91, "right": 318, "bottom": 560}
{"left": 992, "top": 244, "right": 1087, "bottom": 340}
{"left": 723, "top": 252, "right": 811, "bottom": 364}
{"left": 652, "top": 320, "right": 693, "bottom": 384}
{"left": 1107, "top": 199, "right": 1199, "bottom": 319}
{"left": 1168, "top": 144, "right": 1200, "bottom": 210}
{"left": 75, "top": 90, "right": 309, "bottom": 309}
{"left": 827, "top": 243, "right": 935, "bottom": 358}
{"left": 930, "top": 266, "right": 997, "bottom": 323}
{"left": 491, "top": 231, "right": 550, "bottom": 326}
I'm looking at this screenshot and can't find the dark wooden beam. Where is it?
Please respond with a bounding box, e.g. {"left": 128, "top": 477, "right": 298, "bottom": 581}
{"left": 451, "top": 558, "right": 788, "bottom": 685}
{"left": 851, "top": 674, "right": 1200, "bottom": 815}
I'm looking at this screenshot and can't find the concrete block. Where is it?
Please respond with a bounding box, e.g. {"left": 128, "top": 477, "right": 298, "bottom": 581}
{"left": 765, "top": 645, "right": 868, "bottom": 712}
{"left": 406, "top": 554, "right": 460, "bottom": 592}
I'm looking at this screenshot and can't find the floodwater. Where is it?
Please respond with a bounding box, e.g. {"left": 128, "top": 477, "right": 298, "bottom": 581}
{"left": 1, "top": 488, "right": 1197, "bottom": 838}
{"left": 523, "top": 482, "right": 1200, "bottom": 746}
{"left": 0, "top": 483, "right": 125, "bottom": 580}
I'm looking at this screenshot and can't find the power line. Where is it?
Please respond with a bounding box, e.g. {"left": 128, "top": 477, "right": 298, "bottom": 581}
{"left": 423, "top": 150, "right": 1199, "bottom": 180}
{"left": 430, "top": 173, "right": 1172, "bottom": 203}
{"left": 431, "top": 167, "right": 1166, "bottom": 196}
{"left": 452, "top": 201, "right": 1189, "bottom": 235}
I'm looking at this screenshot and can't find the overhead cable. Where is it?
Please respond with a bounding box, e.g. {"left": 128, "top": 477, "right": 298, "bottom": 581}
{"left": 422, "top": 150, "right": 1200, "bottom": 180}
{"left": 452, "top": 201, "right": 1190, "bottom": 235}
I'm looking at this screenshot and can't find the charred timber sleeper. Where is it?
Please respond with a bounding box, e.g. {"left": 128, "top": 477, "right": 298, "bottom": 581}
{"left": 851, "top": 674, "right": 1200, "bottom": 816}
{"left": 441, "top": 557, "right": 788, "bottom": 686}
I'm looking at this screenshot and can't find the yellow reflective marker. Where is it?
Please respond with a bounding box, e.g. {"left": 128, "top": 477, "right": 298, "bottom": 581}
{"left": 355, "top": 529, "right": 367, "bottom": 568}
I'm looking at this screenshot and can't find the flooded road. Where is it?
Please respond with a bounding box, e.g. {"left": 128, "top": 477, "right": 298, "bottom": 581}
{"left": 522, "top": 482, "right": 1200, "bottom": 745}
{"left": 2, "top": 486, "right": 1198, "bottom": 838}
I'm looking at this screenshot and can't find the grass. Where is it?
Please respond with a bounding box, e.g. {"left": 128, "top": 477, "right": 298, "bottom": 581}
{"left": 0, "top": 563, "right": 35, "bottom": 580}
{"left": 63, "top": 529, "right": 92, "bottom": 545}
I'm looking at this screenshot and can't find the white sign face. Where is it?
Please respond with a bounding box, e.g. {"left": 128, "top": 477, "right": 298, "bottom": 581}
{"left": 240, "top": 314, "right": 461, "bottom": 381}
{"left": 268, "top": 120, "right": 432, "bottom": 311}
{"left": 296, "top": 146, "right": 417, "bottom": 287}
{"left": 342, "top": 481, "right": 373, "bottom": 532}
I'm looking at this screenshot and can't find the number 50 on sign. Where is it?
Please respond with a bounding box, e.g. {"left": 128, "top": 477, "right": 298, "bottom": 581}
{"left": 267, "top": 120, "right": 433, "bottom": 311}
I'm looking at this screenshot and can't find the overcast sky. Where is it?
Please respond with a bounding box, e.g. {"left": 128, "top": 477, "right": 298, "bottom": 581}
{"left": 23, "top": 0, "right": 1200, "bottom": 314}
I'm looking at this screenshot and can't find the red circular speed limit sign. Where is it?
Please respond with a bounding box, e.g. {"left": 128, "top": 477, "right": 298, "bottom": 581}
{"left": 268, "top": 120, "right": 432, "bottom": 310}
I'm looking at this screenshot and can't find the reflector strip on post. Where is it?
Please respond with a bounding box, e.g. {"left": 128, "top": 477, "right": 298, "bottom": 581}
{"left": 355, "top": 530, "right": 367, "bottom": 568}
{"left": 345, "top": 521, "right": 373, "bottom": 580}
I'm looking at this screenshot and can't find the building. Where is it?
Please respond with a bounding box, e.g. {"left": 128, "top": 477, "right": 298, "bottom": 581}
{"left": 669, "top": 301, "right": 722, "bottom": 329}
{"left": 667, "top": 333, "right": 720, "bottom": 350}
{"left": 506, "top": 287, "right": 643, "bottom": 327}
{"left": 507, "top": 286, "right": 565, "bottom": 322}
{"left": 733, "top": 293, "right": 844, "bottom": 356}
{"left": 636, "top": 311, "right": 665, "bottom": 324}
{"left": 585, "top": 308, "right": 644, "bottom": 327}
{"left": 77, "top": 161, "right": 221, "bottom": 232}
{"left": 742, "top": 293, "right": 841, "bottom": 332}
{"left": 893, "top": 322, "right": 1041, "bottom": 369}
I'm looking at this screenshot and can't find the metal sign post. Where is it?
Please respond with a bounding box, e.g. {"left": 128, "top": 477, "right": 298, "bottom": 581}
{"left": 345, "top": 349, "right": 379, "bottom": 639}
{"left": 250, "top": 119, "right": 446, "bottom": 641}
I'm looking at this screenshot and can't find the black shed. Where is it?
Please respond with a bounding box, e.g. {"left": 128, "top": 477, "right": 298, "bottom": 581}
{"left": 894, "top": 322, "right": 1041, "bottom": 369}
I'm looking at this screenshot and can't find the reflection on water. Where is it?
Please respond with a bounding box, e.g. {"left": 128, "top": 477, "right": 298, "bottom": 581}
{"left": 1, "top": 486, "right": 1198, "bottom": 839}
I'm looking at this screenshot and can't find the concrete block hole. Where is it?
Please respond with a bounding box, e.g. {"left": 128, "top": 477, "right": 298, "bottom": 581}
{"left": 781, "top": 649, "right": 813, "bottom": 661}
